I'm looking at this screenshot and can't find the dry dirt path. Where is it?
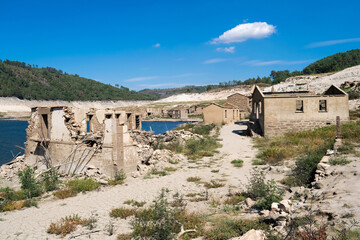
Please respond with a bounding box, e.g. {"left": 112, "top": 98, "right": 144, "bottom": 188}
{"left": 0, "top": 122, "right": 257, "bottom": 239}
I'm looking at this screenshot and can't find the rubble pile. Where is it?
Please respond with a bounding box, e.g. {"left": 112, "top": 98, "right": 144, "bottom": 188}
{"left": 340, "top": 81, "right": 360, "bottom": 91}
{"left": 130, "top": 129, "right": 202, "bottom": 146}
{"left": 63, "top": 107, "right": 82, "bottom": 140}
{"left": 0, "top": 155, "right": 29, "bottom": 180}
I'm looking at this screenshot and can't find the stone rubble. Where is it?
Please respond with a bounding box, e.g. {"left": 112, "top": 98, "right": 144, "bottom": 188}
{"left": 229, "top": 229, "right": 265, "bottom": 240}
{"left": 0, "top": 155, "right": 28, "bottom": 179}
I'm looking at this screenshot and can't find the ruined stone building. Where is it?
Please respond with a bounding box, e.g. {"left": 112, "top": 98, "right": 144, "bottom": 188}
{"left": 250, "top": 85, "right": 350, "bottom": 136}
{"left": 203, "top": 103, "right": 242, "bottom": 124}
{"left": 167, "top": 107, "right": 189, "bottom": 119}
{"left": 225, "top": 93, "right": 250, "bottom": 112}
{"left": 25, "top": 106, "right": 143, "bottom": 177}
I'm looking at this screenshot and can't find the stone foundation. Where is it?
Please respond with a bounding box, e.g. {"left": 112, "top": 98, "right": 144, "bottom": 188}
{"left": 264, "top": 120, "right": 349, "bottom": 136}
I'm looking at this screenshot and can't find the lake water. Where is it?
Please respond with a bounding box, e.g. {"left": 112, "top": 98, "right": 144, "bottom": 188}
{"left": 141, "top": 121, "right": 189, "bottom": 134}
{"left": 0, "top": 120, "right": 28, "bottom": 166}
{"left": 0, "top": 120, "right": 188, "bottom": 165}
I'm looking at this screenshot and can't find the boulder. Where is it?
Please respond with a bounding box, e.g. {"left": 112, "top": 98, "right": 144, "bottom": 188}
{"left": 278, "top": 200, "right": 292, "bottom": 213}
{"left": 245, "top": 198, "right": 255, "bottom": 207}
{"left": 228, "top": 229, "right": 265, "bottom": 240}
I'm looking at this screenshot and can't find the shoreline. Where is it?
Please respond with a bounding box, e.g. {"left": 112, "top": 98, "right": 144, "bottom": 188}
{"left": 142, "top": 118, "right": 202, "bottom": 122}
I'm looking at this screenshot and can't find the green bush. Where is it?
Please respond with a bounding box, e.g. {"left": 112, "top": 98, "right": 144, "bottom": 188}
{"left": 18, "top": 167, "right": 42, "bottom": 198}
{"left": 66, "top": 178, "right": 100, "bottom": 193}
{"left": 246, "top": 171, "right": 284, "bottom": 210}
{"left": 131, "top": 189, "right": 204, "bottom": 240}
{"left": 329, "top": 156, "right": 351, "bottom": 165}
{"left": 43, "top": 168, "right": 59, "bottom": 192}
{"left": 131, "top": 191, "right": 177, "bottom": 240}
{"left": 204, "top": 218, "right": 268, "bottom": 240}
{"left": 231, "top": 159, "right": 243, "bottom": 167}
{"left": 110, "top": 207, "right": 136, "bottom": 219}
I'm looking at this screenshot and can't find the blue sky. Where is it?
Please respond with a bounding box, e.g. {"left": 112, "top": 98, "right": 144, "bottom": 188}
{"left": 0, "top": 0, "right": 359, "bottom": 90}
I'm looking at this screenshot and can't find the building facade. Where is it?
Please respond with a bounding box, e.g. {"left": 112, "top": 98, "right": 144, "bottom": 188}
{"left": 25, "top": 106, "right": 143, "bottom": 177}
{"left": 250, "top": 85, "right": 350, "bottom": 136}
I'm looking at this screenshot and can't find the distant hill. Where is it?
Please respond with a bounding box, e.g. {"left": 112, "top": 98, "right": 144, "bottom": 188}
{"left": 303, "top": 49, "right": 360, "bottom": 74}
{"left": 0, "top": 60, "right": 156, "bottom": 101}
{"left": 139, "top": 85, "right": 221, "bottom": 99}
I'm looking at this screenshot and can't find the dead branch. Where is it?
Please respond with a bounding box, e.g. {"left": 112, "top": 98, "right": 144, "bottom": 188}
{"left": 176, "top": 225, "right": 196, "bottom": 239}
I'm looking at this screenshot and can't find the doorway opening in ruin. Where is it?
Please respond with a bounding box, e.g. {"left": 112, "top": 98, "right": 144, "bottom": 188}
{"left": 135, "top": 115, "right": 140, "bottom": 129}
{"left": 87, "top": 115, "right": 93, "bottom": 132}
{"left": 41, "top": 114, "right": 49, "bottom": 138}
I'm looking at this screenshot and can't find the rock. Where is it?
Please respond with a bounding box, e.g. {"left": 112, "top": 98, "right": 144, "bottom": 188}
{"left": 259, "top": 210, "right": 270, "bottom": 217}
{"left": 317, "top": 162, "right": 330, "bottom": 171}
{"left": 245, "top": 198, "right": 255, "bottom": 207}
{"left": 278, "top": 200, "right": 292, "bottom": 213}
{"left": 228, "top": 229, "right": 265, "bottom": 240}
{"left": 313, "top": 182, "right": 324, "bottom": 189}
{"left": 99, "top": 179, "right": 108, "bottom": 185}
{"left": 326, "top": 149, "right": 334, "bottom": 156}
{"left": 271, "top": 202, "right": 279, "bottom": 211}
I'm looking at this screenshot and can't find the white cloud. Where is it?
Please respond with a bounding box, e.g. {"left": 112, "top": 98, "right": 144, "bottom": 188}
{"left": 203, "top": 58, "right": 227, "bottom": 64}
{"left": 246, "top": 59, "right": 312, "bottom": 66}
{"left": 216, "top": 46, "right": 235, "bottom": 53}
{"left": 307, "top": 38, "right": 360, "bottom": 48}
{"left": 211, "top": 22, "right": 276, "bottom": 44}
{"left": 124, "top": 76, "right": 158, "bottom": 82}
{"left": 153, "top": 43, "right": 161, "bottom": 48}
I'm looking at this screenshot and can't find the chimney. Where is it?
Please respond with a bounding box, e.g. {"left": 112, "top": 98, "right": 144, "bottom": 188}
{"left": 271, "top": 86, "right": 275, "bottom": 92}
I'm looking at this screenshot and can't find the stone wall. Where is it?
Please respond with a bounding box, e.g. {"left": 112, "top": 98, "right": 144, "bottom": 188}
{"left": 227, "top": 93, "right": 249, "bottom": 111}
{"left": 264, "top": 119, "right": 348, "bottom": 136}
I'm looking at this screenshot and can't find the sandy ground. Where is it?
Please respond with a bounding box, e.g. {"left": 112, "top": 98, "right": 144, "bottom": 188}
{"left": 0, "top": 122, "right": 257, "bottom": 239}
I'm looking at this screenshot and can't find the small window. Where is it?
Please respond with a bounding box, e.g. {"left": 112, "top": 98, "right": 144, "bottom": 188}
{"left": 225, "top": 110, "right": 227, "bottom": 118}
{"left": 319, "top": 100, "right": 327, "bottom": 112}
{"left": 296, "top": 100, "right": 303, "bottom": 112}
{"left": 115, "top": 114, "right": 120, "bottom": 119}
{"left": 105, "top": 114, "right": 112, "bottom": 119}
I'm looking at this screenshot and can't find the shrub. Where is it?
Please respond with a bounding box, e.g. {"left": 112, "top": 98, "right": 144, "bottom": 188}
{"left": 47, "top": 214, "right": 93, "bottom": 237}
{"left": 329, "top": 156, "right": 351, "bottom": 165}
{"left": 43, "top": 168, "right": 59, "bottom": 192}
{"left": 124, "top": 200, "right": 146, "bottom": 208}
{"left": 131, "top": 191, "right": 177, "bottom": 240}
{"left": 0, "top": 188, "right": 36, "bottom": 212}
{"left": 292, "top": 151, "right": 324, "bottom": 186}
{"left": 18, "top": 167, "right": 42, "bottom": 198}
{"left": 186, "top": 177, "right": 201, "bottom": 182}
{"left": 66, "top": 178, "right": 100, "bottom": 193}
{"left": 192, "top": 124, "right": 216, "bottom": 136}
{"left": 53, "top": 188, "right": 77, "bottom": 199}
{"left": 246, "top": 171, "right": 284, "bottom": 210}
{"left": 131, "top": 189, "right": 204, "bottom": 240}
{"left": 223, "top": 193, "right": 246, "bottom": 205}
{"left": 114, "top": 169, "right": 127, "bottom": 181}
{"left": 117, "top": 233, "right": 132, "bottom": 240}
{"left": 53, "top": 178, "right": 100, "bottom": 199}
{"left": 231, "top": 159, "right": 243, "bottom": 168}
{"left": 252, "top": 159, "right": 267, "bottom": 165}
{"left": 110, "top": 207, "right": 136, "bottom": 219}
{"left": 204, "top": 218, "right": 268, "bottom": 240}
{"left": 204, "top": 180, "right": 225, "bottom": 189}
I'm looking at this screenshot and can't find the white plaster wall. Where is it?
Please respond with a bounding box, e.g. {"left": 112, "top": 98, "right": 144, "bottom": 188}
{"left": 51, "top": 110, "right": 72, "bottom": 142}
{"left": 103, "top": 119, "right": 113, "bottom": 145}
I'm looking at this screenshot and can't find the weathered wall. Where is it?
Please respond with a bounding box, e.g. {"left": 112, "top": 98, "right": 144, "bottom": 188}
{"left": 227, "top": 94, "right": 249, "bottom": 111}
{"left": 263, "top": 95, "right": 349, "bottom": 136}
{"left": 203, "top": 104, "right": 241, "bottom": 125}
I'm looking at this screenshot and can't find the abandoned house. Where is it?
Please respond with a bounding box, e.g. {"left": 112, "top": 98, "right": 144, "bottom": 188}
{"left": 203, "top": 103, "right": 243, "bottom": 125}
{"left": 250, "top": 85, "right": 350, "bottom": 136}
{"left": 225, "top": 93, "right": 250, "bottom": 112}
{"left": 25, "top": 106, "right": 143, "bottom": 177}
{"left": 167, "top": 107, "right": 189, "bottom": 119}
